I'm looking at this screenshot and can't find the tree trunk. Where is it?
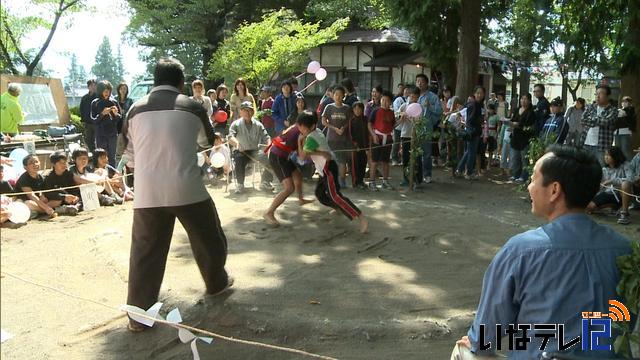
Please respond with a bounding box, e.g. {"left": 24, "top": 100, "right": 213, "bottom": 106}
{"left": 561, "top": 74, "right": 568, "bottom": 106}
{"left": 621, "top": 0, "right": 640, "bottom": 149}
{"left": 519, "top": 65, "right": 530, "bottom": 96}
{"left": 511, "top": 65, "right": 518, "bottom": 100}
{"left": 26, "top": 1, "right": 65, "bottom": 76}
{"left": 454, "top": 0, "right": 481, "bottom": 99}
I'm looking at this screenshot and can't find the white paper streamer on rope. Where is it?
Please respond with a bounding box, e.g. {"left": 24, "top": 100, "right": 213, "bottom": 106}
{"left": 121, "top": 303, "right": 213, "bottom": 360}
{"left": 119, "top": 302, "right": 163, "bottom": 327}
{"left": 166, "top": 308, "right": 214, "bottom": 360}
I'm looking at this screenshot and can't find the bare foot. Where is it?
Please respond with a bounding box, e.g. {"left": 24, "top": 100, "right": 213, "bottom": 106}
{"left": 263, "top": 212, "right": 280, "bottom": 226}
{"left": 299, "top": 198, "right": 314, "bottom": 206}
{"left": 358, "top": 215, "right": 368, "bottom": 234}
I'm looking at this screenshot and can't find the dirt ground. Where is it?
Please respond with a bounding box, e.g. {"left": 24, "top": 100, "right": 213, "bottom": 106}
{"left": 1, "top": 166, "right": 638, "bottom": 360}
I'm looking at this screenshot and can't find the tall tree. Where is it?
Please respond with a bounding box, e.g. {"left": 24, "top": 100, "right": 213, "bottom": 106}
{"left": 305, "top": 0, "right": 391, "bottom": 29}
{"left": 208, "top": 9, "right": 348, "bottom": 88}
{"left": 125, "top": 0, "right": 310, "bottom": 80}
{"left": 91, "top": 36, "right": 118, "bottom": 87}
{"left": 455, "top": 0, "right": 481, "bottom": 99}
{"left": 114, "top": 45, "right": 126, "bottom": 85}
{"left": 0, "top": 0, "right": 84, "bottom": 76}
{"left": 66, "top": 53, "right": 83, "bottom": 88}
{"left": 385, "top": 0, "right": 460, "bottom": 87}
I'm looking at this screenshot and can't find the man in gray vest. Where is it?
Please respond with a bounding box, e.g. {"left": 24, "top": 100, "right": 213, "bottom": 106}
{"left": 122, "top": 58, "right": 232, "bottom": 331}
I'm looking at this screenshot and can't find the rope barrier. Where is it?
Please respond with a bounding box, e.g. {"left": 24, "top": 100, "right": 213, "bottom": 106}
{"left": 0, "top": 270, "right": 338, "bottom": 360}
{"left": 600, "top": 182, "right": 640, "bottom": 203}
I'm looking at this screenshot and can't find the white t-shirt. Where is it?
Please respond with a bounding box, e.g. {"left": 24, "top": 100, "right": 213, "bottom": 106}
{"left": 585, "top": 106, "right": 605, "bottom": 146}
{"left": 396, "top": 102, "right": 417, "bottom": 138}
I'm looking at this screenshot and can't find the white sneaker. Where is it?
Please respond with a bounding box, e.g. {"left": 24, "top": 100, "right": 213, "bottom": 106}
{"left": 423, "top": 176, "right": 432, "bottom": 184}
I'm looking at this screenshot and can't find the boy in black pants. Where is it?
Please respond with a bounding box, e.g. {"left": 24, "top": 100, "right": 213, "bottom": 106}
{"left": 297, "top": 111, "right": 368, "bottom": 233}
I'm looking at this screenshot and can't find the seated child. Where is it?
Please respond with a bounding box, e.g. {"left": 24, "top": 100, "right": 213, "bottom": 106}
{"left": 297, "top": 110, "right": 368, "bottom": 233}
{"left": 71, "top": 148, "right": 122, "bottom": 205}
{"left": 587, "top": 146, "right": 630, "bottom": 213}
{"left": 15, "top": 154, "right": 59, "bottom": 218}
{"left": 43, "top": 151, "right": 82, "bottom": 215}
{"left": 94, "top": 148, "right": 132, "bottom": 201}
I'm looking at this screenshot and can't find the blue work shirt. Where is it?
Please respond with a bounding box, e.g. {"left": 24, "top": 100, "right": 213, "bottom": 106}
{"left": 468, "top": 213, "right": 631, "bottom": 359}
{"left": 418, "top": 90, "right": 442, "bottom": 130}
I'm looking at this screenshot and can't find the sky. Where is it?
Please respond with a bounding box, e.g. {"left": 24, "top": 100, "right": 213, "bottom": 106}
{"left": 7, "top": 0, "right": 147, "bottom": 85}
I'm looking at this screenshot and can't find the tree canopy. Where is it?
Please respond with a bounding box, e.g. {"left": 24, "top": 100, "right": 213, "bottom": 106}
{"left": 92, "top": 36, "right": 125, "bottom": 88}
{"left": 0, "top": 0, "right": 84, "bottom": 76}
{"left": 208, "top": 9, "right": 348, "bottom": 88}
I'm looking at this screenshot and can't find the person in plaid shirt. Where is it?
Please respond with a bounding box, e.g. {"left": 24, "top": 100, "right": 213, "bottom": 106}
{"left": 580, "top": 85, "right": 617, "bottom": 167}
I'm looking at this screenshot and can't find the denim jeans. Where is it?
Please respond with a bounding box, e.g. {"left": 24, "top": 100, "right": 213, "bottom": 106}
{"left": 510, "top": 146, "right": 528, "bottom": 180}
{"left": 456, "top": 136, "right": 480, "bottom": 175}
{"left": 615, "top": 134, "right": 632, "bottom": 161}
{"left": 422, "top": 138, "right": 433, "bottom": 178}
{"left": 500, "top": 141, "right": 511, "bottom": 169}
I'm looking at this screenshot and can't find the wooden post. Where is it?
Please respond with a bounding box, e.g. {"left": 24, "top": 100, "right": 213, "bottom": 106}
{"left": 409, "top": 125, "right": 416, "bottom": 191}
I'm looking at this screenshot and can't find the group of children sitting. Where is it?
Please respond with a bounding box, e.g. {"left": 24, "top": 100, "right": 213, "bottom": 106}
{"left": 0, "top": 148, "right": 132, "bottom": 227}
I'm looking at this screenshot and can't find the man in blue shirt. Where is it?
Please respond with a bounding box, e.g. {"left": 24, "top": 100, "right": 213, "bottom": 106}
{"left": 457, "top": 145, "right": 632, "bottom": 359}
{"left": 415, "top": 74, "right": 442, "bottom": 184}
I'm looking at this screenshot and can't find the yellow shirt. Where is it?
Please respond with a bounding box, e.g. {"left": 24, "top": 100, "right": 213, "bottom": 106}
{"left": 0, "top": 92, "right": 24, "bottom": 134}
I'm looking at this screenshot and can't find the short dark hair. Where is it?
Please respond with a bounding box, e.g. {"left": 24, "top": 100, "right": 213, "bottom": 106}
{"left": 415, "top": 74, "right": 428, "bottom": 82}
{"left": 71, "top": 147, "right": 89, "bottom": 161}
{"left": 341, "top": 78, "right": 355, "bottom": 93}
{"left": 373, "top": 85, "right": 383, "bottom": 93}
{"left": 410, "top": 86, "right": 421, "bottom": 96}
{"left": 352, "top": 101, "right": 365, "bottom": 111}
{"left": 289, "top": 77, "right": 298, "bottom": 86}
{"left": 92, "top": 148, "right": 108, "bottom": 168}
{"left": 296, "top": 110, "right": 317, "bottom": 129}
{"left": 540, "top": 145, "right": 602, "bottom": 209}
{"left": 487, "top": 103, "right": 496, "bottom": 111}
{"left": 87, "top": 79, "right": 96, "bottom": 87}
{"left": 534, "top": 83, "right": 545, "bottom": 92}
{"left": 597, "top": 84, "right": 612, "bottom": 96}
{"left": 606, "top": 146, "right": 627, "bottom": 167}
{"left": 213, "top": 132, "right": 223, "bottom": 143}
{"left": 23, "top": 154, "right": 37, "bottom": 167}
{"left": 49, "top": 150, "right": 68, "bottom": 165}
{"left": 576, "top": 98, "right": 586, "bottom": 107}
{"left": 550, "top": 97, "right": 563, "bottom": 107}
{"left": 333, "top": 85, "right": 346, "bottom": 95}
{"left": 154, "top": 57, "right": 185, "bottom": 87}
{"left": 281, "top": 81, "right": 293, "bottom": 93}
{"left": 381, "top": 90, "right": 393, "bottom": 101}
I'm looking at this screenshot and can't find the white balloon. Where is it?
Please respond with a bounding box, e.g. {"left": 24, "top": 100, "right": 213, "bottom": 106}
{"left": 9, "top": 148, "right": 29, "bottom": 168}
{"left": 210, "top": 153, "right": 226, "bottom": 168}
{"left": 197, "top": 153, "right": 205, "bottom": 167}
{"left": 315, "top": 68, "right": 327, "bottom": 81}
{"left": 307, "top": 61, "right": 321, "bottom": 74}
{"left": 7, "top": 202, "right": 30, "bottom": 224}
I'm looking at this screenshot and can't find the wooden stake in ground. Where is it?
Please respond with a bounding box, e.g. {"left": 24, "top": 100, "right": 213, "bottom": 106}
{"left": 409, "top": 125, "right": 417, "bottom": 190}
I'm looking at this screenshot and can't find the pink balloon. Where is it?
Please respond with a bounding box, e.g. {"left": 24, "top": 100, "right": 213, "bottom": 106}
{"left": 307, "top": 61, "right": 321, "bottom": 74}
{"left": 405, "top": 103, "right": 423, "bottom": 118}
{"left": 315, "top": 68, "right": 327, "bottom": 81}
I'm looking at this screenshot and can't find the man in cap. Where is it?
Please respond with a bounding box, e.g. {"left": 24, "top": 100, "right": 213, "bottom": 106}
{"left": 228, "top": 101, "right": 273, "bottom": 193}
